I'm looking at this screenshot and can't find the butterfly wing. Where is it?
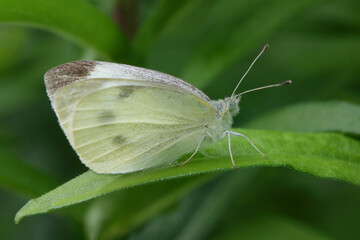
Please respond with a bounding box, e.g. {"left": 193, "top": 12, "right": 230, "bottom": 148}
{"left": 45, "top": 60, "right": 210, "bottom": 101}
{"left": 52, "top": 79, "right": 217, "bottom": 173}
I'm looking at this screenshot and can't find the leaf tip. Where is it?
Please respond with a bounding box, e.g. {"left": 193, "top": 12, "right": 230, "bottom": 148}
{"left": 14, "top": 200, "right": 33, "bottom": 224}
{"left": 14, "top": 211, "right": 23, "bottom": 224}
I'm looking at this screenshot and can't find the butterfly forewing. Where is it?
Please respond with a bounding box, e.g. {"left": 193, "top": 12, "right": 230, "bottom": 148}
{"left": 54, "top": 79, "right": 216, "bottom": 173}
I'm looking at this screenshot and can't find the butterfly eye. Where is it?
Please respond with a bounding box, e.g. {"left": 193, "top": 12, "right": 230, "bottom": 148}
{"left": 228, "top": 101, "right": 236, "bottom": 111}
{"left": 226, "top": 98, "right": 240, "bottom": 116}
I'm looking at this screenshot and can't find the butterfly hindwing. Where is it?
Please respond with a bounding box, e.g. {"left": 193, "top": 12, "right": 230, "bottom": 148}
{"left": 53, "top": 79, "right": 216, "bottom": 173}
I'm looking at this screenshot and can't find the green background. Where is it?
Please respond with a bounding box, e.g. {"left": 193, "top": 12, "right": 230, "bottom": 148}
{"left": 0, "top": 0, "right": 359, "bottom": 239}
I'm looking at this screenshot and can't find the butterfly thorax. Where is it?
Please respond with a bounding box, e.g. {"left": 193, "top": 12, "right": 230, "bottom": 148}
{"left": 205, "top": 96, "right": 240, "bottom": 142}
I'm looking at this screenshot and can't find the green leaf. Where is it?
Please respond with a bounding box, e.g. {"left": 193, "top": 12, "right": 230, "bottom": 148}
{"left": 0, "top": 149, "right": 58, "bottom": 197}
{"left": 15, "top": 129, "right": 360, "bottom": 223}
{"left": 246, "top": 101, "right": 360, "bottom": 134}
{"left": 0, "top": 0, "right": 129, "bottom": 60}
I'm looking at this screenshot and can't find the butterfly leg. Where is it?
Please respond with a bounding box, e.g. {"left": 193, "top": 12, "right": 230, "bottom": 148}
{"left": 225, "top": 130, "right": 237, "bottom": 167}
{"left": 177, "top": 135, "right": 206, "bottom": 167}
{"left": 228, "top": 131, "right": 268, "bottom": 159}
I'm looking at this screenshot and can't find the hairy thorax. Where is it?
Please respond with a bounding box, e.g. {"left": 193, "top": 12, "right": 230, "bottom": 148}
{"left": 204, "top": 98, "right": 239, "bottom": 142}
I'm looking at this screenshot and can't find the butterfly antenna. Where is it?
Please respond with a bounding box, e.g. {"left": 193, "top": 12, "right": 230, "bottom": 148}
{"left": 236, "top": 80, "right": 292, "bottom": 96}
{"left": 231, "top": 44, "right": 269, "bottom": 97}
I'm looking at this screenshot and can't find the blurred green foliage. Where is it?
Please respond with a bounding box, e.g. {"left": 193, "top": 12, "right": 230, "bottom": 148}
{"left": 0, "top": 0, "right": 359, "bottom": 239}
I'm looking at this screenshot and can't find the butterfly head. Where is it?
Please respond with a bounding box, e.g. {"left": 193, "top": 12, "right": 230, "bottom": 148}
{"left": 225, "top": 95, "right": 241, "bottom": 116}
{"left": 226, "top": 45, "right": 291, "bottom": 118}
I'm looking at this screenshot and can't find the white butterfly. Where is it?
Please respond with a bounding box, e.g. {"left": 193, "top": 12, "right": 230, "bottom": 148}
{"left": 45, "top": 45, "right": 290, "bottom": 174}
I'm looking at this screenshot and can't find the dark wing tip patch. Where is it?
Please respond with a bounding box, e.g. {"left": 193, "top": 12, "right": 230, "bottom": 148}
{"left": 44, "top": 60, "right": 96, "bottom": 96}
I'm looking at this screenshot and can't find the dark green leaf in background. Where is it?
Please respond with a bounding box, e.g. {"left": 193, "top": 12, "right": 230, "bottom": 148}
{"left": 0, "top": 149, "right": 58, "bottom": 197}
{"left": 0, "top": 0, "right": 129, "bottom": 60}
{"left": 84, "top": 175, "right": 209, "bottom": 240}
{"left": 180, "top": 0, "right": 324, "bottom": 88}
{"left": 247, "top": 101, "right": 360, "bottom": 134}
{"left": 134, "top": 0, "right": 203, "bottom": 60}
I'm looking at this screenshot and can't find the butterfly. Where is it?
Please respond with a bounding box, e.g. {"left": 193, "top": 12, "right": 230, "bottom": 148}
{"left": 44, "top": 44, "right": 290, "bottom": 174}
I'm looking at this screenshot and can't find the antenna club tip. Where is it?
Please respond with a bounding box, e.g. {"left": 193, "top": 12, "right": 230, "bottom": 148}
{"left": 264, "top": 44, "right": 269, "bottom": 50}
{"left": 281, "top": 80, "right": 292, "bottom": 85}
